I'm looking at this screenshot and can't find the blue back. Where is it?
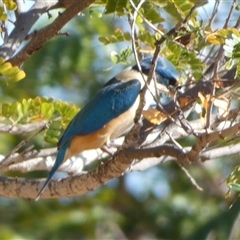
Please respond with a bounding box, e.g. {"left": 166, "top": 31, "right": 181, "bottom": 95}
{"left": 58, "top": 79, "right": 141, "bottom": 148}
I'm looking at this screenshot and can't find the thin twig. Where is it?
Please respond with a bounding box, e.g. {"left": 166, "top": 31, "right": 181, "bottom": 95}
{"left": 208, "top": 0, "right": 221, "bottom": 28}
{"left": 223, "top": 0, "right": 238, "bottom": 28}
{"left": 176, "top": 161, "right": 203, "bottom": 191}
{"left": 0, "top": 124, "right": 47, "bottom": 167}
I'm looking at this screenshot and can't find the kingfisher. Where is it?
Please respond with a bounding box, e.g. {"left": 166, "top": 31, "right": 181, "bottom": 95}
{"left": 36, "top": 56, "right": 179, "bottom": 199}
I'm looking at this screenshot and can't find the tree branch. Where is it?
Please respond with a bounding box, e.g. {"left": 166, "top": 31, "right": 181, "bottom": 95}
{"left": 8, "top": 0, "right": 95, "bottom": 66}
{"left": 0, "top": 0, "right": 59, "bottom": 59}
{"left": 0, "top": 121, "right": 48, "bottom": 135}
{"left": 0, "top": 145, "right": 181, "bottom": 199}
{"left": 1, "top": 117, "right": 240, "bottom": 200}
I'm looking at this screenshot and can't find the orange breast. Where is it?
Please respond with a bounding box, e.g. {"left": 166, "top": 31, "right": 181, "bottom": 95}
{"left": 64, "top": 127, "right": 109, "bottom": 161}
{"left": 64, "top": 99, "right": 139, "bottom": 161}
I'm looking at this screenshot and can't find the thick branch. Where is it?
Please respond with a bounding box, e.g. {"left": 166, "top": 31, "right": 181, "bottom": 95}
{"left": 178, "top": 122, "right": 240, "bottom": 163}
{"left": 8, "top": 0, "right": 95, "bottom": 66}
{"left": 1, "top": 117, "right": 240, "bottom": 199}
{"left": 0, "top": 145, "right": 179, "bottom": 199}
{"left": 0, "top": 121, "right": 48, "bottom": 135}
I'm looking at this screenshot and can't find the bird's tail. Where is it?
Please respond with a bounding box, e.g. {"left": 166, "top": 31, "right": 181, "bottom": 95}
{"left": 35, "top": 145, "right": 68, "bottom": 200}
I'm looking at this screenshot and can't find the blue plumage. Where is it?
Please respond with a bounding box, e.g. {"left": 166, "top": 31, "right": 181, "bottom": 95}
{"left": 36, "top": 56, "right": 179, "bottom": 199}
{"left": 133, "top": 57, "right": 179, "bottom": 87}
{"left": 38, "top": 144, "right": 69, "bottom": 199}
{"left": 59, "top": 79, "right": 141, "bottom": 147}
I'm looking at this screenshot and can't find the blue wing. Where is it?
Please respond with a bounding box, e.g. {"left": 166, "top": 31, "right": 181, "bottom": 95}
{"left": 58, "top": 78, "right": 141, "bottom": 148}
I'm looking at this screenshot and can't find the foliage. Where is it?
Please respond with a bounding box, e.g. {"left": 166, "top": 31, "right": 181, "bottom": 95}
{"left": 0, "top": 1, "right": 25, "bottom": 82}
{"left": 0, "top": 0, "right": 16, "bottom": 21}
{"left": 0, "top": 97, "right": 79, "bottom": 144}
{"left": 227, "top": 165, "right": 240, "bottom": 196}
{"left": 0, "top": 58, "right": 25, "bottom": 82}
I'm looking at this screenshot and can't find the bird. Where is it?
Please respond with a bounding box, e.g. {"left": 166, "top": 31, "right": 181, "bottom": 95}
{"left": 36, "top": 56, "right": 179, "bottom": 199}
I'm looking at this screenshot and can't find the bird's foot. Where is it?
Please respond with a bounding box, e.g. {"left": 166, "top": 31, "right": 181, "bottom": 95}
{"left": 101, "top": 145, "right": 115, "bottom": 156}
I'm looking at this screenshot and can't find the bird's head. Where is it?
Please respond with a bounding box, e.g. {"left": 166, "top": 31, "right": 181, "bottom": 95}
{"left": 132, "top": 56, "right": 179, "bottom": 88}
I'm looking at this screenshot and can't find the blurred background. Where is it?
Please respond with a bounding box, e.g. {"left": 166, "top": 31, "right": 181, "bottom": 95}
{"left": 0, "top": 1, "right": 240, "bottom": 239}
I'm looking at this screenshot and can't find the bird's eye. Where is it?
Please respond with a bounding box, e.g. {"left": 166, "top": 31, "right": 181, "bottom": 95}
{"left": 168, "top": 77, "right": 178, "bottom": 86}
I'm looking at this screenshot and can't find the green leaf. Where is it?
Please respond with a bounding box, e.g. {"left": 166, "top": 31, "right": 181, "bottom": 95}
{"left": 229, "top": 183, "right": 240, "bottom": 192}
{"left": 236, "top": 3, "right": 240, "bottom": 11}
{"left": 140, "top": 2, "right": 165, "bottom": 24}
{"left": 3, "top": 66, "right": 20, "bottom": 77}
{"left": 16, "top": 102, "right": 24, "bottom": 120}
{"left": 104, "top": 0, "right": 127, "bottom": 15}
{"left": 0, "top": 97, "right": 79, "bottom": 143}
{"left": 3, "top": 0, "right": 17, "bottom": 10}
{"left": 21, "top": 98, "right": 33, "bottom": 115}
{"left": 164, "top": 42, "right": 205, "bottom": 81}
{"left": 111, "top": 51, "right": 119, "bottom": 64}
{"left": 0, "top": 62, "right": 12, "bottom": 73}
{"left": 225, "top": 59, "right": 234, "bottom": 70}
{"left": 110, "top": 47, "right": 132, "bottom": 65}
{"left": 227, "top": 165, "right": 240, "bottom": 195}
{"left": 0, "top": 7, "right": 7, "bottom": 21}
{"left": 62, "top": 105, "right": 78, "bottom": 123}
{"left": 98, "top": 29, "right": 131, "bottom": 45}
{"left": 1, "top": 103, "right": 10, "bottom": 117}
{"left": 40, "top": 102, "right": 54, "bottom": 119}
{"left": 162, "top": 0, "right": 195, "bottom": 21}
{"left": 0, "top": 61, "right": 26, "bottom": 82}
{"left": 44, "top": 134, "right": 59, "bottom": 144}
{"left": 139, "top": 30, "right": 156, "bottom": 48}
{"left": 50, "top": 120, "right": 62, "bottom": 130}
{"left": 223, "top": 33, "right": 240, "bottom": 59}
